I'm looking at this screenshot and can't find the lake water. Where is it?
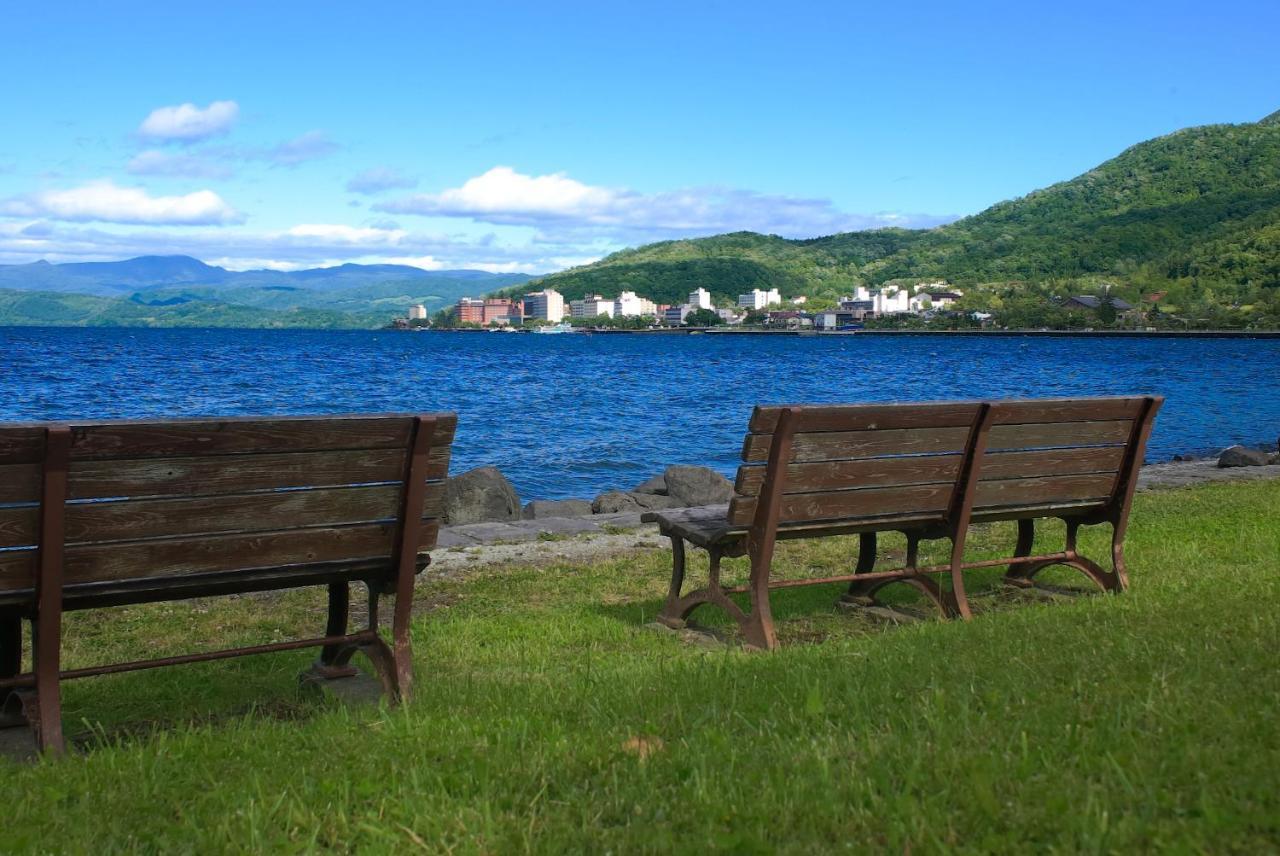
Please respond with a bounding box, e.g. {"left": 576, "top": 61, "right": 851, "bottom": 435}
{"left": 2, "top": 327, "right": 1277, "bottom": 500}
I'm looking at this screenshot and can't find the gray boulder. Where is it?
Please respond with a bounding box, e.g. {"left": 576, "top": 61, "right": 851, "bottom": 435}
{"left": 632, "top": 474, "right": 668, "bottom": 495}
{"left": 1217, "top": 445, "right": 1270, "bottom": 468}
{"left": 662, "top": 465, "right": 735, "bottom": 507}
{"left": 443, "top": 466, "right": 521, "bottom": 524}
{"left": 522, "top": 499, "right": 594, "bottom": 520}
{"left": 592, "top": 490, "right": 684, "bottom": 514}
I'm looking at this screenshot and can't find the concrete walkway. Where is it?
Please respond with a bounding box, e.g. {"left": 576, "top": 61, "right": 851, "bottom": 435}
{"left": 429, "top": 461, "right": 1280, "bottom": 571}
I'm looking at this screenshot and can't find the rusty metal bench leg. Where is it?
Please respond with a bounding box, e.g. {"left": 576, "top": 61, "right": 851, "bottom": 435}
{"left": 1002, "top": 520, "right": 1038, "bottom": 588}
{"left": 842, "top": 532, "right": 879, "bottom": 604}
{"left": 656, "top": 536, "right": 688, "bottom": 629}
{"left": 741, "top": 550, "right": 779, "bottom": 651}
{"left": 0, "top": 610, "right": 23, "bottom": 729}
{"left": 301, "top": 582, "right": 361, "bottom": 685}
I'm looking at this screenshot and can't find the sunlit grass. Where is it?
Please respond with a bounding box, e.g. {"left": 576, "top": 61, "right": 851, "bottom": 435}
{"left": 2, "top": 479, "right": 1278, "bottom": 852}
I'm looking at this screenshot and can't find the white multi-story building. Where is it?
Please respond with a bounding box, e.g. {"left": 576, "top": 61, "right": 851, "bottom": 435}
{"left": 689, "top": 288, "right": 713, "bottom": 310}
{"left": 614, "top": 291, "right": 657, "bottom": 317}
{"left": 737, "top": 288, "right": 781, "bottom": 310}
{"left": 408, "top": 304, "right": 427, "bottom": 320}
{"left": 523, "top": 289, "right": 565, "bottom": 322}
{"left": 570, "top": 295, "right": 615, "bottom": 318}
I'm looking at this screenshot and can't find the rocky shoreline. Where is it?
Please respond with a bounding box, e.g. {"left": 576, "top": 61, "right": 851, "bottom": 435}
{"left": 429, "top": 443, "right": 1280, "bottom": 568}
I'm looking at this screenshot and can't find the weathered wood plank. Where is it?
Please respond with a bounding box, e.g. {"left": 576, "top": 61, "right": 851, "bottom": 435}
{"left": 986, "top": 420, "right": 1132, "bottom": 451}
{"left": 0, "top": 521, "right": 442, "bottom": 592}
{"left": 988, "top": 397, "right": 1148, "bottom": 425}
{"left": 972, "top": 472, "right": 1117, "bottom": 509}
{"left": 742, "top": 426, "right": 972, "bottom": 463}
{"left": 0, "top": 505, "right": 38, "bottom": 549}
{"left": 749, "top": 402, "right": 981, "bottom": 434}
{"left": 65, "top": 413, "right": 456, "bottom": 460}
{"left": 977, "top": 446, "right": 1125, "bottom": 480}
{"left": 0, "top": 463, "right": 41, "bottom": 504}
{"left": 66, "top": 447, "right": 450, "bottom": 499}
{"left": 0, "top": 428, "right": 45, "bottom": 465}
{"left": 734, "top": 454, "right": 964, "bottom": 497}
{"left": 729, "top": 483, "right": 954, "bottom": 526}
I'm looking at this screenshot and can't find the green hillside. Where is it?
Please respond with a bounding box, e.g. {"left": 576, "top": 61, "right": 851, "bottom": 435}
{"left": 0, "top": 289, "right": 386, "bottom": 329}
{"left": 512, "top": 111, "right": 1280, "bottom": 318}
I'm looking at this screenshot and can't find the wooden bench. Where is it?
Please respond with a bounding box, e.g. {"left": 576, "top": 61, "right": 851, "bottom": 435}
{"left": 0, "top": 412, "right": 455, "bottom": 754}
{"left": 645, "top": 396, "right": 1163, "bottom": 650}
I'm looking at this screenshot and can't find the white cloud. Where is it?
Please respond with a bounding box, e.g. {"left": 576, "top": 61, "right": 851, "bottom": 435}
{"left": 0, "top": 219, "right": 570, "bottom": 272}
{"left": 0, "top": 180, "right": 243, "bottom": 225}
{"left": 264, "top": 131, "right": 340, "bottom": 167}
{"left": 346, "top": 167, "right": 418, "bottom": 195}
{"left": 378, "top": 166, "right": 954, "bottom": 240}
{"left": 138, "top": 100, "right": 239, "bottom": 142}
{"left": 127, "top": 149, "right": 234, "bottom": 179}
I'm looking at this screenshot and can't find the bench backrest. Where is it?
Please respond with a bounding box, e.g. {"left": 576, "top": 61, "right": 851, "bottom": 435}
{"left": 0, "top": 413, "right": 456, "bottom": 596}
{"left": 728, "top": 397, "right": 1162, "bottom": 530}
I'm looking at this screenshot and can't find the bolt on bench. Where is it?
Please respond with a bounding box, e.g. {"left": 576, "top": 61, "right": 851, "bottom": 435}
{"left": 644, "top": 396, "right": 1162, "bottom": 650}
{"left": 0, "top": 412, "right": 455, "bottom": 754}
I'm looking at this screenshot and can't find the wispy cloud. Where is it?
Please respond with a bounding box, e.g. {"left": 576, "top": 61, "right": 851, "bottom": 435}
{"left": 0, "top": 218, "right": 579, "bottom": 272}
{"left": 261, "top": 131, "right": 340, "bottom": 167}
{"left": 346, "top": 166, "right": 418, "bottom": 195}
{"left": 127, "top": 149, "right": 235, "bottom": 180}
{"left": 377, "top": 166, "right": 953, "bottom": 241}
{"left": 138, "top": 100, "right": 239, "bottom": 143}
{"left": 0, "top": 180, "right": 243, "bottom": 226}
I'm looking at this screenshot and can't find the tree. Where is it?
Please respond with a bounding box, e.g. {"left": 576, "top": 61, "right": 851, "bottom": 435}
{"left": 684, "top": 307, "right": 723, "bottom": 327}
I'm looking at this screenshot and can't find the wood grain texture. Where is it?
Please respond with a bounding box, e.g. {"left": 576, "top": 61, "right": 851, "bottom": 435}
{"left": 65, "top": 447, "right": 450, "bottom": 499}
{"left": 729, "top": 483, "right": 954, "bottom": 526}
{"left": 0, "top": 462, "right": 41, "bottom": 504}
{"left": 734, "top": 454, "right": 964, "bottom": 497}
{"left": 0, "top": 520, "right": 442, "bottom": 592}
{"left": 972, "top": 472, "right": 1116, "bottom": 508}
{"left": 749, "top": 402, "right": 981, "bottom": 434}
{"left": 0, "top": 428, "right": 45, "bottom": 465}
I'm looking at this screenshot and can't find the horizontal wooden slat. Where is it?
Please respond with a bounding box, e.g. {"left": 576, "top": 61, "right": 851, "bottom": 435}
{"left": 0, "top": 482, "right": 445, "bottom": 547}
{"left": 729, "top": 483, "right": 954, "bottom": 526}
{"left": 0, "top": 506, "right": 38, "bottom": 549}
{"left": 978, "top": 446, "right": 1126, "bottom": 481}
{"left": 0, "top": 521, "right": 442, "bottom": 592}
{"left": 735, "top": 455, "right": 964, "bottom": 497}
{"left": 65, "top": 447, "right": 451, "bottom": 500}
{"left": 986, "top": 420, "right": 1132, "bottom": 451}
{"left": 0, "top": 463, "right": 42, "bottom": 504}
{"left": 0, "top": 428, "right": 45, "bottom": 466}
{"left": 733, "top": 446, "right": 1127, "bottom": 498}
{"left": 988, "top": 397, "right": 1149, "bottom": 425}
{"left": 747, "top": 397, "right": 1150, "bottom": 435}
{"left": 743, "top": 426, "right": 972, "bottom": 463}
{"left": 973, "top": 473, "right": 1116, "bottom": 509}
{"left": 749, "top": 402, "right": 981, "bottom": 434}
{"left": 61, "top": 413, "right": 456, "bottom": 461}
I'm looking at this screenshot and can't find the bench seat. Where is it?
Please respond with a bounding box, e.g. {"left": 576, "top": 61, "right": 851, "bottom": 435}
{"left": 652, "top": 396, "right": 1163, "bottom": 650}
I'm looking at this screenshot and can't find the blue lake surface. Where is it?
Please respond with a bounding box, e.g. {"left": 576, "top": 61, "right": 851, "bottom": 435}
{"left": 2, "top": 327, "right": 1277, "bottom": 500}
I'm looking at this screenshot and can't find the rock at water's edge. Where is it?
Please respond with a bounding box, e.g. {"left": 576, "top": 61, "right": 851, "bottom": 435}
{"left": 443, "top": 466, "right": 521, "bottom": 524}
{"left": 592, "top": 490, "right": 684, "bottom": 514}
{"left": 632, "top": 474, "right": 668, "bottom": 495}
{"left": 663, "top": 465, "right": 735, "bottom": 506}
{"left": 1217, "top": 445, "right": 1271, "bottom": 468}
{"left": 523, "top": 499, "right": 594, "bottom": 520}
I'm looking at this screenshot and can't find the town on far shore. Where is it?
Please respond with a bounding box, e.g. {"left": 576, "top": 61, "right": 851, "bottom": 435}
{"left": 390, "top": 282, "right": 981, "bottom": 333}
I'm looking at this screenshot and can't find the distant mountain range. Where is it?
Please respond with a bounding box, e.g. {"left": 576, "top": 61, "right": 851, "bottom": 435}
{"left": 0, "top": 257, "right": 531, "bottom": 328}
{"left": 515, "top": 109, "right": 1280, "bottom": 313}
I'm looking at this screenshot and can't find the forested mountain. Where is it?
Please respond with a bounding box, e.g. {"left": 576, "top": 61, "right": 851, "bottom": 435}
{"left": 0, "top": 257, "right": 531, "bottom": 327}
{"left": 513, "top": 110, "right": 1280, "bottom": 317}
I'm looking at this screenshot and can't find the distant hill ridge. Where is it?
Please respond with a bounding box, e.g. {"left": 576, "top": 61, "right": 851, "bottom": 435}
{"left": 512, "top": 109, "right": 1280, "bottom": 308}
{"left": 0, "top": 256, "right": 532, "bottom": 328}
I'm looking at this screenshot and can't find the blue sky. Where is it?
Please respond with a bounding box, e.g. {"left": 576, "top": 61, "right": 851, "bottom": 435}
{"left": 1, "top": 0, "right": 1277, "bottom": 272}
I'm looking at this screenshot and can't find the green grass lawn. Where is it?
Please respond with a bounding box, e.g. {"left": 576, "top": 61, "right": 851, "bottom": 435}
{"left": 3, "top": 479, "right": 1279, "bottom": 852}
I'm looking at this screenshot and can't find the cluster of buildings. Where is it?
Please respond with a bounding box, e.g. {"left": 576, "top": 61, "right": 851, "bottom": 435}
{"left": 420, "top": 281, "right": 963, "bottom": 329}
